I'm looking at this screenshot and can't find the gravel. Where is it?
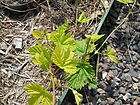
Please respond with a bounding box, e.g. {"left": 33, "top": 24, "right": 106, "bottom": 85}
{"left": 97, "top": 3, "right": 140, "bottom": 105}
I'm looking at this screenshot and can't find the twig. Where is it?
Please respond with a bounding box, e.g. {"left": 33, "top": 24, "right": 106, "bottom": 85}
{"left": 95, "top": 12, "right": 131, "bottom": 54}
{"left": 16, "top": 60, "right": 30, "bottom": 72}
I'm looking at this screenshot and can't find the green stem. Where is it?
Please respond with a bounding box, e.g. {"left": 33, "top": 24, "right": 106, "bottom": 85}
{"left": 82, "top": 37, "right": 91, "bottom": 61}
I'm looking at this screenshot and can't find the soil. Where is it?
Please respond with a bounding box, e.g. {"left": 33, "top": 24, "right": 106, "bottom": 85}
{"left": 0, "top": 0, "right": 140, "bottom": 105}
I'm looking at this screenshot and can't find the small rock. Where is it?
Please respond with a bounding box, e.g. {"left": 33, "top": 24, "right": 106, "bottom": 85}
{"left": 0, "top": 50, "right": 6, "bottom": 55}
{"left": 118, "top": 54, "right": 123, "bottom": 60}
{"left": 119, "top": 87, "right": 126, "bottom": 94}
{"left": 97, "top": 88, "right": 106, "bottom": 94}
{"left": 111, "top": 80, "right": 119, "bottom": 87}
{"left": 102, "top": 71, "right": 108, "bottom": 79}
{"left": 113, "top": 90, "right": 119, "bottom": 97}
{"left": 106, "top": 70, "right": 114, "bottom": 80}
{"left": 118, "top": 63, "right": 125, "bottom": 69}
{"left": 0, "top": 42, "right": 7, "bottom": 50}
{"left": 97, "top": 99, "right": 101, "bottom": 103}
{"left": 114, "top": 77, "right": 121, "bottom": 82}
{"left": 132, "top": 83, "right": 139, "bottom": 90}
{"left": 112, "top": 70, "right": 118, "bottom": 76}
{"left": 138, "top": 74, "right": 140, "bottom": 79}
{"left": 123, "top": 93, "right": 132, "bottom": 101}
{"left": 133, "top": 97, "right": 140, "bottom": 105}
{"left": 105, "top": 85, "right": 114, "bottom": 96}
{"left": 132, "top": 77, "right": 139, "bottom": 83}
{"left": 100, "top": 101, "right": 107, "bottom": 105}
{"left": 118, "top": 94, "right": 123, "bottom": 99}
{"left": 132, "top": 55, "right": 138, "bottom": 62}
{"left": 121, "top": 73, "right": 132, "bottom": 82}
{"left": 137, "top": 60, "right": 140, "bottom": 66}
{"left": 128, "top": 70, "right": 138, "bottom": 78}
{"left": 114, "top": 100, "right": 122, "bottom": 105}
{"left": 124, "top": 69, "right": 130, "bottom": 73}
{"left": 107, "top": 97, "right": 115, "bottom": 104}
{"left": 134, "top": 65, "right": 139, "bottom": 71}
{"left": 13, "top": 37, "right": 23, "bottom": 50}
{"left": 138, "top": 43, "right": 140, "bottom": 51}
{"left": 99, "top": 81, "right": 107, "bottom": 90}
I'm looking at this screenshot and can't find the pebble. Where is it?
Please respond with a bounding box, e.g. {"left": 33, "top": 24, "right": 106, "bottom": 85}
{"left": 137, "top": 60, "right": 140, "bottom": 66}
{"left": 102, "top": 71, "right": 108, "bottom": 79}
{"left": 128, "top": 70, "right": 138, "bottom": 78}
{"left": 138, "top": 42, "right": 140, "bottom": 49}
{"left": 123, "top": 93, "right": 132, "bottom": 101}
{"left": 118, "top": 63, "right": 125, "bottom": 69}
{"left": 107, "top": 97, "right": 115, "bottom": 104}
{"left": 0, "top": 42, "right": 7, "bottom": 50}
{"left": 119, "top": 87, "right": 126, "bottom": 94}
{"left": 124, "top": 69, "right": 130, "bottom": 73}
{"left": 134, "top": 65, "right": 139, "bottom": 71}
{"left": 97, "top": 88, "right": 106, "bottom": 94}
{"left": 112, "top": 70, "right": 118, "bottom": 76}
{"left": 114, "top": 77, "right": 121, "bottom": 82}
{"left": 111, "top": 80, "right": 119, "bottom": 87}
{"left": 121, "top": 73, "right": 132, "bottom": 82}
{"left": 107, "top": 70, "right": 114, "bottom": 78}
{"left": 113, "top": 90, "right": 119, "bottom": 97}
{"left": 114, "top": 100, "right": 122, "bottom": 105}
{"left": 132, "top": 77, "right": 139, "bottom": 83}
{"left": 132, "top": 83, "right": 139, "bottom": 90}
{"left": 13, "top": 37, "right": 23, "bottom": 50}
{"left": 132, "top": 55, "right": 138, "bottom": 62}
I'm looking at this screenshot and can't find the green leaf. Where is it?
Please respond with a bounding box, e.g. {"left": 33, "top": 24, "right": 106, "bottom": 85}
{"left": 87, "top": 42, "right": 96, "bottom": 54}
{"left": 52, "top": 45, "right": 77, "bottom": 74}
{"left": 71, "top": 89, "right": 83, "bottom": 105}
{"left": 68, "top": 63, "right": 97, "bottom": 89}
{"left": 29, "top": 44, "right": 52, "bottom": 70}
{"left": 74, "top": 39, "right": 96, "bottom": 56}
{"left": 105, "top": 46, "right": 119, "bottom": 63}
{"left": 32, "top": 30, "right": 47, "bottom": 39}
{"left": 86, "top": 34, "right": 104, "bottom": 43}
{"left": 78, "top": 12, "right": 91, "bottom": 24}
{"left": 74, "top": 39, "right": 87, "bottom": 56}
{"left": 25, "top": 83, "right": 53, "bottom": 105}
{"left": 47, "top": 22, "right": 75, "bottom": 46}
{"left": 117, "top": 0, "right": 134, "bottom": 4}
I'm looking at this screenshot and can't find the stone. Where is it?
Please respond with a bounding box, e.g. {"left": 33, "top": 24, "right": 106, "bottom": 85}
{"left": 132, "top": 55, "right": 138, "bottom": 62}
{"left": 132, "top": 77, "right": 139, "bottom": 83}
{"left": 118, "top": 94, "right": 123, "bottom": 100}
{"left": 132, "top": 83, "right": 139, "bottom": 90}
{"left": 121, "top": 73, "right": 132, "bottom": 82}
{"left": 124, "top": 69, "right": 130, "bottom": 73}
{"left": 107, "top": 70, "right": 114, "bottom": 78}
{"left": 107, "top": 97, "right": 115, "bottom": 104}
{"left": 112, "top": 70, "right": 118, "bottom": 76}
{"left": 128, "top": 70, "right": 138, "bottom": 78}
{"left": 13, "top": 37, "right": 23, "bottom": 50}
{"left": 100, "top": 101, "right": 107, "bottom": 105}
{"left": 97, "top": 88, "right": 106, "bottom": 94}
{"left": 102, "top": 71, "right": 108, "bottom": 79}
{"left": 134, "top": 65, "right": 139, "bottom": 71}
{"left": 114, "top": 100, "right": 122, "bottom": 105}
{"left": 114, "top": 77, "right": 121, "bottom": 82}
{"left": 0, "top": 42, "right": 7, "bottom": 50}
{"left": 111, "top": 80, "right": 119, "bottom": 87}
{"left": 123, "top": 93, "right": 132, "bottom": 101}
{"left": 113, "top": 90, "right": 119, "bottom": 97}
{"left": 119, "top": 87, "right": 126, "bottom": 94}
{"left": 133, "top": 97, "right": 140, "bottom": 105}
{"left": 118, "top": 63, "right": 125, "bottom": 69}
